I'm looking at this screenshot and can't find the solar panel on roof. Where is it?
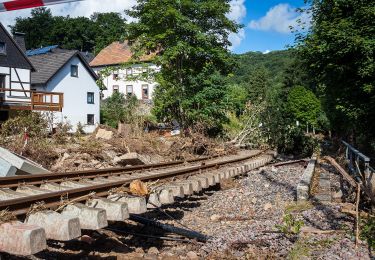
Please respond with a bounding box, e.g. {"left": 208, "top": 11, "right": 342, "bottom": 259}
{"left": 26, "top": 45, "right": 59, "bottom": 56}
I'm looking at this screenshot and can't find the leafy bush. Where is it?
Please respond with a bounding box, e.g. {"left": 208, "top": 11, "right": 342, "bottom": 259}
{"left": 275, "top": 126, "right": 319, "bottom": 157}
{"left": 361, "top": 216, "right": 375, "bottom": 250}
{"left": 275, "top": 213, "right": 304, "bottom": 237}
{"left": 101, "top": 92, "right": 140, "bottom": 129}
{"left": 287, "top": 86, "right": 326, "bottom": 130}
{"left": 53, "top": 121, "right": 72, "bottom": 144}
{"left": 0, "top": 111, "right": 48, "bottom": 138}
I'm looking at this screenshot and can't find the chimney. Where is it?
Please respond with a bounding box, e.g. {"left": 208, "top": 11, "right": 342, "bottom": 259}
{"left": 13, "top": 32, "right": 26, "bottom": 53}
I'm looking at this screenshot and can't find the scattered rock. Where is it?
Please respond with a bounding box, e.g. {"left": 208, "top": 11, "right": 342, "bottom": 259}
{"left": 135, "top": 247, "right": 145, "bottom": 254}
{"left": 264, "top": 202, "right": 272, "bottom": 211}
{"left": 332, "top": 190, "right": 343, "bottom": 200}
{"left": 113, "top": 152, "right": 146, "bottom": 166}
{"left": 96, "top": 128, "right": 113, "bottom": 140}
{"left": 186, "top": 251, "right": 199, "bottom": 260}
{"left": 210, "top": 214, "right": 221, "bottom": 221}
{"left": 147, "top": 247, "right": 159, "bottom": 255}
{"left": 80, "top": 235, "right": 94, "bottom": 244}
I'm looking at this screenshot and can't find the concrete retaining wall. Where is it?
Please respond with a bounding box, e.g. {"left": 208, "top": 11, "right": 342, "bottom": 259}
{"left": 297, "top": 156, "right": 317, "bottom": 201}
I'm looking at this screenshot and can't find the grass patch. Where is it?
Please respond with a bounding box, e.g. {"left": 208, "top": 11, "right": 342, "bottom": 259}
{"left": 288, "top": 240, "right": 310, "bottom": 260}
{"left": 285, "top": 201, "right": 313, "bottom": 213}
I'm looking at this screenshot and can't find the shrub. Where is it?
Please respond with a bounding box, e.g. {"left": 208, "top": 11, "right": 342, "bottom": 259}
{"left": 0, "top": 111, "right": 48, "bottom": 138}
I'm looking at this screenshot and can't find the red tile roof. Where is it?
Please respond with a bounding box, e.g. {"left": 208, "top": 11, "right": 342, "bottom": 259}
{"left": 90, "top": 41, "right": 154, "bottom": 67}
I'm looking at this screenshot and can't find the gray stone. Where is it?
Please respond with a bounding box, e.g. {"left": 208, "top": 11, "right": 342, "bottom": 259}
{"left": 26, "top": 210, "right": 81, "bottom": 241}
{"left": 62, "top": 203, "right": 107, "bottom": 230}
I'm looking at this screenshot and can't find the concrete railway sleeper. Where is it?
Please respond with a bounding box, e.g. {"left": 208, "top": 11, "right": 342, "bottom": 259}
{"left": 0, "top": 150, "right": 276, "bottom": 256}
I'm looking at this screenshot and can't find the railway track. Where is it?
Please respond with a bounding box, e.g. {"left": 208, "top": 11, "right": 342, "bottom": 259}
{"left": 0, "top": 149, "right": 276, "bottom": 256}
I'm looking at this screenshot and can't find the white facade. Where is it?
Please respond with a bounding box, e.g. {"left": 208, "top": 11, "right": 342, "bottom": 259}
{"left": 0, "top": 66, "right": 32, "bottom": 103}
{"left": 92, "top": 63, "right": 159, "bottom": 101}
{"left": 34, "top": 56, "right": 100, "bottom": 133}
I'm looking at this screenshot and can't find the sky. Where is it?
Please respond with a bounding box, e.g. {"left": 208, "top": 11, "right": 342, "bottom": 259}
{"left": 0, "top": 0, "right": 310, "bottom": 54}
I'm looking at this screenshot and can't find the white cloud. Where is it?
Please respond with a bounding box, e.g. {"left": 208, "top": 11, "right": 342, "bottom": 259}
{"left": 229, "top": 28, "right": 245, "bottom": 49}
{"left": 227, "top": 0, "right": 246, "bottom": 23}
{"left": 262, "top": 50, "right": 270, "bottom": 54}
{"left": 0, "top": 0, "right": 136, "bottom": 31}
{"left": 0, "top": 0, "right": 246, "bottom": 49}
{"left": 227, "top": 0, "right": 246, "bottom": 50}
{"left": 248, "top": 3, "right": 310, "bottom": 34}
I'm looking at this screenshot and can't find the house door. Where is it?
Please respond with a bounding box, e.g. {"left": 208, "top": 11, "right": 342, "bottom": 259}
{"left": 142, "top": 84, "right": 149, "bottom": 100}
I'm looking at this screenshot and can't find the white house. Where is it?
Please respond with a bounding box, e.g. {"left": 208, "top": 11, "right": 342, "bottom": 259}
{"left": 27, "top": 46, "right": 100, "bottom": 133}
{"left": 90, "top": 41, "right": 159, "bottom": 101}
{"left": 0, "top": 23, "right": 66, "bottom": 124}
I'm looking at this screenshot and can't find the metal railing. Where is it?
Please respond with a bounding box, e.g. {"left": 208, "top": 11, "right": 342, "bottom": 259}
{"left": 342, "top": 140, "right": 373, "bottom": 183}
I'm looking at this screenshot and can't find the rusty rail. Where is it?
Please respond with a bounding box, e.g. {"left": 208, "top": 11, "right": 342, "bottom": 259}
{"left": 0, "top": 150, "right": 268, "bottom": 215}
{"left": 0, "top": 156, "right": 216, "bottom": 188}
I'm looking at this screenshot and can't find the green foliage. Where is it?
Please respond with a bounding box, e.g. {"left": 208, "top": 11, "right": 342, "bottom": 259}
{"left": 296, "top": 0, "right": 375, "bottom": 153}
{"left": 287, "top": 86, "right": 324, "bottom": 128}
{"left": 275, "top": 213, "right": 304, "bottom": 237}
{"left": 126, "top": 0, "right": 240, "bottom": 134}
{"left": 101, "top": 92, "right": 140, "bottom": 128}
{"left": 225, "top": 84, "right": 248, "bottom": 116}
{"left": 0, "top": 111, "right": 48, "bottom": 138}
{"left": 245, "top": 66, "right": 270, "bottom": 103}
{"left": 361, "top": 216, "right": 375, "bottom": 250}
{"left": 10, "top": 7, "right": 127, "bottom": 54}
{"left": 231, "top": 50, "right": 294, "bottom": 87}
{"left": 53, "top": 120, "right": 72, "bottom": 144}
{"left": 75, "top": 122, "right": 85, "bottom": 136}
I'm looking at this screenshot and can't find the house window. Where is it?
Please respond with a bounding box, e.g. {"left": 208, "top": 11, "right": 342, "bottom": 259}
{"left": 0, "top": 42, "right": 6, "bottom": 55}
{"left": 113, "top": 73, "right": 119, "bottom": 80}
{"left": 113, "top": 85, "right": 119, "bottom": 93}
{"left": 126, "top": 85, "right": 133, "bottom": 96}
{"left": 71, "top": 65, "right": 78, "bottom": 77}
{"left": 142, "top": 84, "right": 149, "bottom": 99}
{"left": 87, "top": 114, "right": 95, "bottom": 125}
{"left": 87, "top": 92, "right": 94, "bottom": 104}
{"left": 126, "top": 68, "right": 132, "bottom": 76}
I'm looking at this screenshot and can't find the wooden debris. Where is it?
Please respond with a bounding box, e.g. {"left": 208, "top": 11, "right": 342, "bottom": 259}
{"left": 323, "top": 156, "right": 357, "bottom": 188}
{"left": 0, "top": 210, "right": 16, "bottom": 224}
{"left": 355, "top": 183, "right": 361, "bottom": 248}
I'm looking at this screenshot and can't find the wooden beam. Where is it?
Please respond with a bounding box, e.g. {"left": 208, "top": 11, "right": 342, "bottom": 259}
{"left": 324, "top": 156, "right": 374, "bottom": 205}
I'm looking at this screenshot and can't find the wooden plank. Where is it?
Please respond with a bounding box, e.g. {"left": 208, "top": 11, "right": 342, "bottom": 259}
{"left": 324, "top": 156, "right": 357, "bottom": 188}
{"left": 324, "top": 156, "right": 374, "bottom": 205}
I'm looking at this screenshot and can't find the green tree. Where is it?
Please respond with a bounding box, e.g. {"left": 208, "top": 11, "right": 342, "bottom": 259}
{"left": 91, "top": 12, "right": 127, "bottom": 54}
{"left": 245, "top": 66, "right": 270, "bottom": 103}
{"left": 11, "top": 7, "right": 55, "bottom": 50}
{"left": 126, "top": 0, "right": 240, "bottom": 133}
{"left": 10, "top": 8, "right": 126, "bottom": 54}
{"left": 101, "top": 92, "right": 140, "bottom": 128}
{"left": 287, "top": 86, "right": 322, "bottom": 129}
{"left": 297, "top": 0, "right": 375, "bottom": 148}
{"left": 101, "top": 92, "right": 126, "bottom": 128}
{"left": 225, "top": 84, "right": 248, "bottom": 116}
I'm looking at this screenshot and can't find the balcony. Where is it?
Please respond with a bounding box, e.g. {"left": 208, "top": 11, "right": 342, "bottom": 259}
{"left": 0, "top": 88, "right": 63, "bottom": 112}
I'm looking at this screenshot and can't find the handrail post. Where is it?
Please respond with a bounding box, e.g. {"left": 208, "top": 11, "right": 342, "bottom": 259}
{"left": 31, "top": 91, "right": 34, "bottom": 110}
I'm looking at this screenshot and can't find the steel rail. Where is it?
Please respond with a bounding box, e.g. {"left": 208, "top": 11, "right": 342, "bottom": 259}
{"left": 0, "top": 156, "right": 216, "bottom": 188}
{"left": 0, "top": 150, "right": 267, "bottom": 216}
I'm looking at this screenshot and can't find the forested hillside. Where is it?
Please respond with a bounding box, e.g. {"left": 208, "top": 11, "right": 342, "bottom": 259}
{"left": 231, "top": 50, "right": 294, "bottom": 86}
